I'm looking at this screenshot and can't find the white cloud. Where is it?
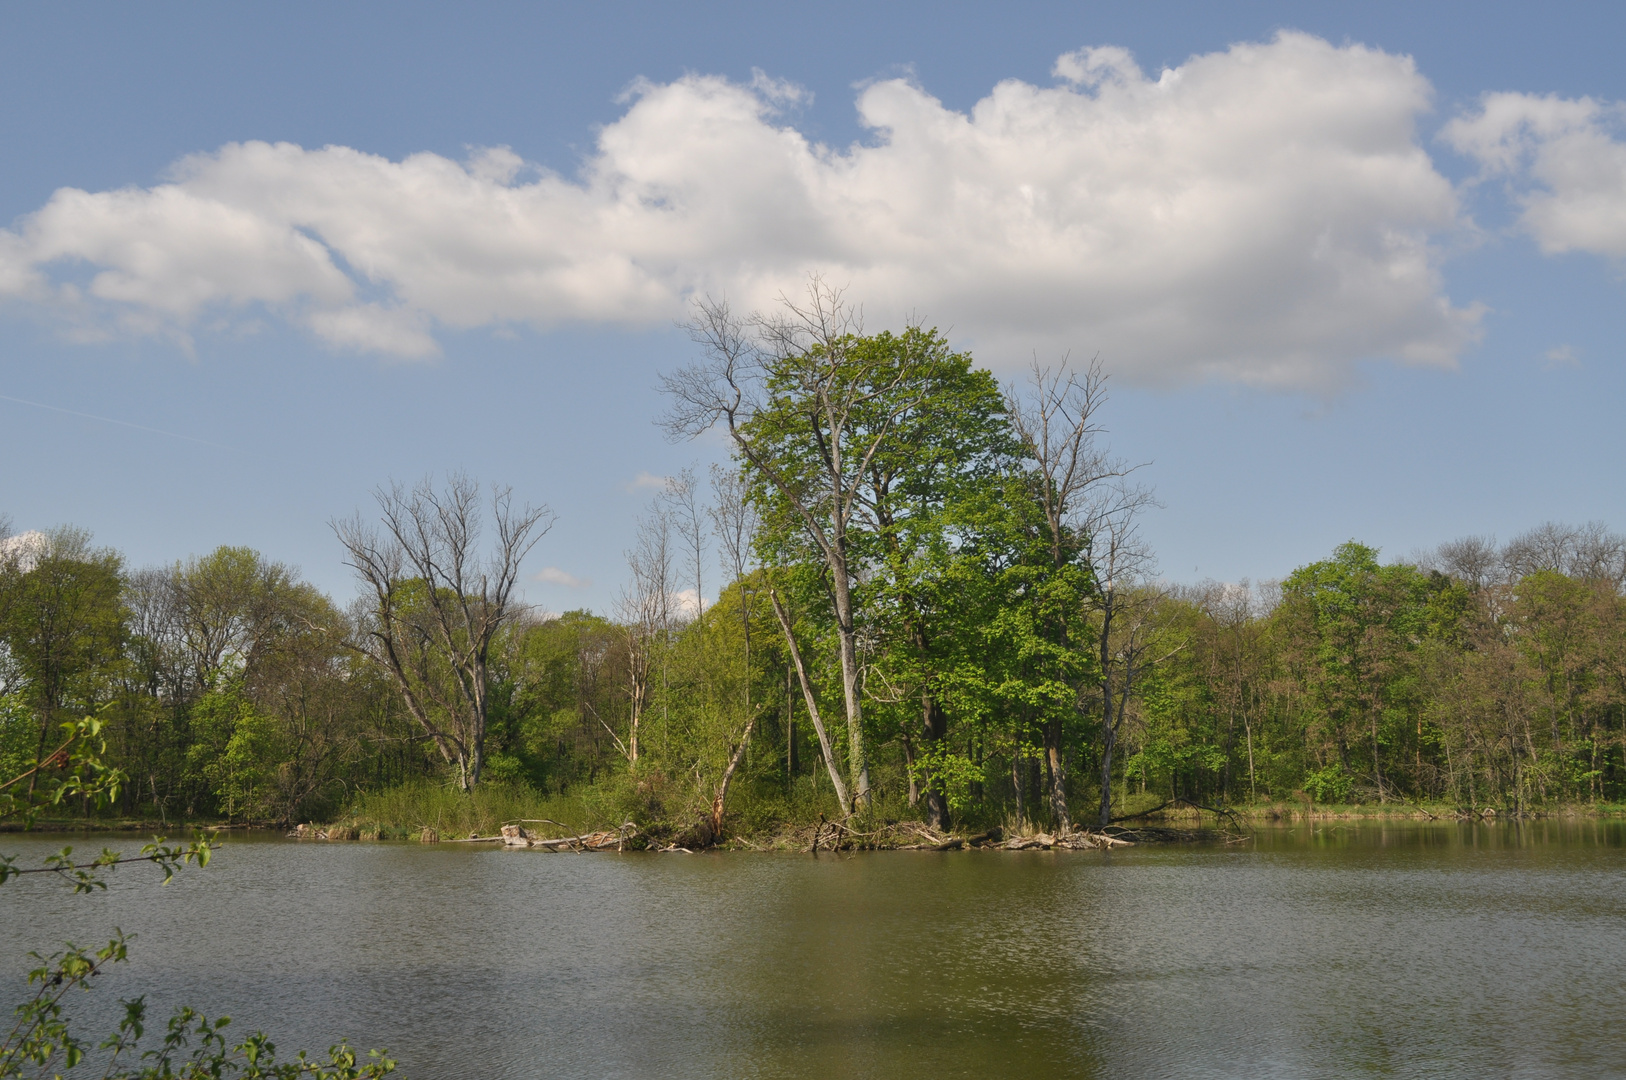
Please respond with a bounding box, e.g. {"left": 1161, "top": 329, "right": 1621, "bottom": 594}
{"left": 0, "top": 32, "right": 1477, "bottom": 388}
{"left": 1444, "top": 93, "right": 1626, "bottom": 256}
{"left": 1543, "top": 344, "right": 1581, "bottom": 369}
{"left": 535, "top": 566, "right": 590, "bottom": 588}
{"left": 306, "top": 303, "right": 437, "bottom": 358}
{"left": 624, "top": 471, "right": 670, "bottom": 493}
{"left": 0, "top": 531, "right": 48, "bottom": 572}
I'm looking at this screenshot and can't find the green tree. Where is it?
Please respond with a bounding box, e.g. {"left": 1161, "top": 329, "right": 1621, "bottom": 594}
{"left": 846, "top": 331, "right": 1015, "bottom": 827}
{"left": 0, "top": 528, "right": 126, "bottom": 798}
{"left": 1278, "top": 542, "right": 1434, "bottom": 801}
{"left": 666, "top": 283, "right": 961, "bottom": 811}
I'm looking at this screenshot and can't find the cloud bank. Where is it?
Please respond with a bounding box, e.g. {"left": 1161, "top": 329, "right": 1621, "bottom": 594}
{"left": 0, "top": 32, "right": 1481, "bottom": 387}
{"left": 1444, "top": 92, "right": 1626, "bottom": 257}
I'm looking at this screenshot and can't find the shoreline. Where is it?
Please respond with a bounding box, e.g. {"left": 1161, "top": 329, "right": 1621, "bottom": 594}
{"left": 8, "top": 803, "right": 1626, "bottom": 844}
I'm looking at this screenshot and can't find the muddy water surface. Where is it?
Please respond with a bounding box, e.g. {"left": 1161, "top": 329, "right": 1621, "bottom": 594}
{"left": 2, "top": 821, "right": 1623, "bottom": 1079}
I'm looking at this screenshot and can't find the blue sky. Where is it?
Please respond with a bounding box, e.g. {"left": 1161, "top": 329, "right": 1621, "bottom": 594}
{"left": 3, "top": 2, "right": 1625, "bottom": 611}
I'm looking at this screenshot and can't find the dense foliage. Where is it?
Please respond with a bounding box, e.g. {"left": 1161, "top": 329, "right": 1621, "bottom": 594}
{"left": 5, "top": 332, "right": 1626, "bottom": 832}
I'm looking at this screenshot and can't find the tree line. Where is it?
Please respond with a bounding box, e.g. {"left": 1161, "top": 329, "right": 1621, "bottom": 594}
{"left": 5, "top": 285, "right": 1626, "bottom": 832}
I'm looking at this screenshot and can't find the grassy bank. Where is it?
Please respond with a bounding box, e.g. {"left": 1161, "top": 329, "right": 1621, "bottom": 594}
{"left": 337, "top": 781, "right": 596, "bottom": 839}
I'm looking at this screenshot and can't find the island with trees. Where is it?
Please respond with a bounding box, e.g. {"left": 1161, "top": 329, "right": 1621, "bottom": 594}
{"left": 5, "top": 286, "right": 1625, "bottom": 849}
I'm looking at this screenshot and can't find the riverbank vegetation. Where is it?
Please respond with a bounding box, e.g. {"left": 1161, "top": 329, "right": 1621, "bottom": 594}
{"left": 7, "top": 285, "right": 1626, "bottom": 842}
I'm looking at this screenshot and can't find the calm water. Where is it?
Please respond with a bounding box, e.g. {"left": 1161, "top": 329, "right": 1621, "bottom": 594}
{"left": 2, "top": 822, "right": 1623, "bottom": 1079}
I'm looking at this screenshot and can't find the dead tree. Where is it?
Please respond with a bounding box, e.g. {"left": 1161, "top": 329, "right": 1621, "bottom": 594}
{"left": 334, "top": 474, "right": 552, "bottom": 791}
{"left": 612, "top": 511, "right": 673, "bottom": 766}
{"left": 662, "top": 466, "right": 709, "bottom": 618}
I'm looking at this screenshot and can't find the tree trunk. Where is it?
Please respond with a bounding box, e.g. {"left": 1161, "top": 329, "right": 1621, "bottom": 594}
{"left": 921, "top": 696, "right": 948, "bottom": 829}
{"left": 785, "top": 664, "right": 797, "bottom": 780}
{"left": 829, "top": 554, "right": 871, "bottom": 809}
{"left": 1097, "top": 603, "right": 1118, "bottom": 828}
{"left": 1012, "top": 752, "right": 1025, "bottom": 821}
{"left": 902, "top": 734, "right": 919, "bottom": 806}
{"left": 1368, "top": 704, "right": 1386, "bottom": 802}
{"left": 710, "top": 713, "right": 758, "bottom": 835}
{"left": 1045, "top": 716, "right": 1069, "bottom": 834}
{"left": 771, "top": 591, "right": 852, "bottom": 811}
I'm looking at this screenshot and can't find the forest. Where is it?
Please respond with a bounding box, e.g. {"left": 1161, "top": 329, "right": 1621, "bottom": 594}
{"left": 5, "top": 289, "right": 1626, "bottom": 837}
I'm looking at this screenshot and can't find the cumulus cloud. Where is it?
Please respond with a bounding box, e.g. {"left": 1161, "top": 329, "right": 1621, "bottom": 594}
{"left": 1443, "top": 92, "right": 1626, "bottom": 257}
{"left": 0, "top": 32, "right": 1477, "bottom": 387}
{"left": 535, "top": 566, "right": 591, "bottom": 588}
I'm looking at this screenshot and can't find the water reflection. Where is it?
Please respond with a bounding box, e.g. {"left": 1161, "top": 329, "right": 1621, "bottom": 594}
{"left": 3, "top": 821, "right": 1623, "bottom": 1079}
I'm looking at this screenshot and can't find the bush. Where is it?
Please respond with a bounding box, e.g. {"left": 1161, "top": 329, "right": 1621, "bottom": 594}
{"left": 1303, "top": 765, "right": 1353, "bottom": 805}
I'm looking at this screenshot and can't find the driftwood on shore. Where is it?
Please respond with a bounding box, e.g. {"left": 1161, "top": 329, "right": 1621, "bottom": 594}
{"left": 801, "top": 819, "right": 1194, "bottom": 853}
{"left": 497, "top": 822, "right": 638, "bottom": 851}
{"left": 292, "top": 816, "right": 1248, "bottom": 851}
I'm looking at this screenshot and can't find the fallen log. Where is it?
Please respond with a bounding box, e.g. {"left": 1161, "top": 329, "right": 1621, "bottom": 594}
{"left": 498, "top": 822, "right": 638, "bottom": 851}
{"left": 1003, "top": 832, "right": 1057, "bottom": 850}
{"left": 900, "top": 837, "right": 964, "bottom": 851}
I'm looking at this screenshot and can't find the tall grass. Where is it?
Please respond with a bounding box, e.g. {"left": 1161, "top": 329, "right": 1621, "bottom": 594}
{"left": 340, "top": 781, "right": 594, "bottom": 837}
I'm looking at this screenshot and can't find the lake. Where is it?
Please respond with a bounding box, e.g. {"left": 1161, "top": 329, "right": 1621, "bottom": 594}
{"left": 3, "top": 821, "right": 1623, "bottom": 1079}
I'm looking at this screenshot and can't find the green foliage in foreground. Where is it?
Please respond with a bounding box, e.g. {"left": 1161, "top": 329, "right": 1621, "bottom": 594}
{"left": 4, "top": 935, "right": 394, "bottom": 1080}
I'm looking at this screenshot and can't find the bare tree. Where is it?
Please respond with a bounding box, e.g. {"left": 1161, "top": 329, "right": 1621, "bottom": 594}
{"left": 1430, "top": 535, "right": 1500, "bottom": 590}
{"left": 664, "top": 280, "right": 928, "bottom": 811}
{"left": 334, "top": 474, "right": 552, "bottom": 791}
{"left": 1503, "top": 521, "right": 1626, "bottom": 589}
{"left": 1082, "top": 483, "right": 1173, "bottom": 827}
{"left": 124, "top": 566, "right": 187, "bottom": 699}
{"left": 711, "top": 465, "right": 758, "bottom": 605}
{"left": 613, "top": 510, "right": 673, "bottom": 766}
{"left": 1004, "top": 356, "right": 1143, "bottom": 832}
{"left": 662, "top": 466, "right": 710, "bottom": 619}
{"left": 706, "top": 465, "right": 761, "bottom": 830}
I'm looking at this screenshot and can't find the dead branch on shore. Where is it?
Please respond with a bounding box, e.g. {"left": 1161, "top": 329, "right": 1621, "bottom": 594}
{"left": 1108, "top": 796, "right": 1250, "bottom": 832}
{"left": 496, "top": 822, "right": 638, "bottom": 851}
